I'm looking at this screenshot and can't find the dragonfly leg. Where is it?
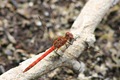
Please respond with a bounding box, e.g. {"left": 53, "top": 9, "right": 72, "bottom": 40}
{"left": 50, "top": 49, "right": 60, "bottom": 61}
{"left": 65, "top": 44, "right": 68, "bottom": 48}
{"left": 64, "top": 41, "right": 73, "bottom": 49}
{"left": 71, "top": 36, "right": 80, "bottom": 42}
{"left": 54, "top": 49, "right": 61, "bottom": 56}
{"left": 67, "top": 41, "right": 72, "bottom": 45}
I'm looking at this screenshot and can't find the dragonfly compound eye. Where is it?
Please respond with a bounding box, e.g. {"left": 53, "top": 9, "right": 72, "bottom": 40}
{"left": 65, "top": 32, "right": 73, "bottom": 40}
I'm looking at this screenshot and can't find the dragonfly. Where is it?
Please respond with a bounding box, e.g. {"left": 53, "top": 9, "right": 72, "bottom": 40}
{"left": 23, "top": 32, "right": 73, "bottom": 72}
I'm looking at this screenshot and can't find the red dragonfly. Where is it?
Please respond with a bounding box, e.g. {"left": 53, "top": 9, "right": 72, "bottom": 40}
{"left": 23, "top": 32, "right": 73, "bottom": 72}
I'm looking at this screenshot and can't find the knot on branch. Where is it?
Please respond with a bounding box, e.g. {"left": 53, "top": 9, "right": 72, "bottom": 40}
{"left": 80, "top": 33, "right": 96, "bottom": 47}
{"left": 64, "top": 59, "right": 86, "bottom": 73}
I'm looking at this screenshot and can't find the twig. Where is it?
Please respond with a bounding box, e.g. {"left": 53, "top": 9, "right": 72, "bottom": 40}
{"left": 0, "top": 0, "right": 119, "bottom": 80}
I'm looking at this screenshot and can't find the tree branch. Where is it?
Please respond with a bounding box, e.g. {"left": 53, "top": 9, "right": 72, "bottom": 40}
{"left": 0, "top": 0, "right": 119, "bottom": 80}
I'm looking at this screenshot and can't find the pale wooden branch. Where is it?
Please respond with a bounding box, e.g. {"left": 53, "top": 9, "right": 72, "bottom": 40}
{"left": 0, "top": 0, "right": 119, "bottom": 80}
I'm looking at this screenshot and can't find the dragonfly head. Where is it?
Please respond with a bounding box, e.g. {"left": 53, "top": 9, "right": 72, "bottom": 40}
{"left": 65, "top": 32, "right": 73, "bottom": 41}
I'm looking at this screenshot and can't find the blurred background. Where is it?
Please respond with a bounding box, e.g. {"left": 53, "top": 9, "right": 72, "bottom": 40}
{"left": 0, "top": 0, "right": 120, "bottom": 80}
